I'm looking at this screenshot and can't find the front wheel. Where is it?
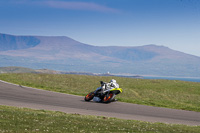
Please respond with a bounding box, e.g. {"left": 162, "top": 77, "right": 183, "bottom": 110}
{"left": 103, "top": 93, "right": 115, "bottom": 103}
{"left": 84, "top": 92, "right": 95, "bottom": 101}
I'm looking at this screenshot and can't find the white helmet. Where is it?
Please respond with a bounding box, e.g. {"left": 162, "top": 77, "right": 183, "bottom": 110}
{"left": 110, "top": 79, "right": 116, "bottom": 83}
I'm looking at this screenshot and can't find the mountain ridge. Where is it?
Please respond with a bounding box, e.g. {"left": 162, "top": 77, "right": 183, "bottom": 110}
{"left": 0, "top": 33, "right": 200, "bottom": 77}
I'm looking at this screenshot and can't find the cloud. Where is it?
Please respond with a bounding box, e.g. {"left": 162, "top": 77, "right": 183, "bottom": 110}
{"left": 42, "top": 1, "right": 119, "bottom": 13}
{"left": 5, "top": 0, "right": 119, "bottom": 13}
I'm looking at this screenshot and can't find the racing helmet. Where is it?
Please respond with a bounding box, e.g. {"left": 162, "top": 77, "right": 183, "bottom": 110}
{"left": 110, "top": 79, "right": 116, "bottom": 83}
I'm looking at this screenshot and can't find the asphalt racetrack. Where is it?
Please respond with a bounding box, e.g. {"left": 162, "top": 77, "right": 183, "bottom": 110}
{"left": 0, "top": 80, "right": 200, "bottom": 126}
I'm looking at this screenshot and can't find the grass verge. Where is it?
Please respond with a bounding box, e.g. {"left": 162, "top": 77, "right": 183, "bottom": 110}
{"left": 0, "top": 105, "right": 200, "bottom": 133}
{"left": 0, "top": 73, "right": 200, "bottom": 112}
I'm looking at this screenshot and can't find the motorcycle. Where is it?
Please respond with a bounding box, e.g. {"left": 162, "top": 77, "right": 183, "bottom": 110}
{"left": 84, "top": 81, "right": 123, "bottom": 103}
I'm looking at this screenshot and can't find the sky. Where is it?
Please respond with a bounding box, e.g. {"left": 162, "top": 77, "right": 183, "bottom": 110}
{"left": 1, "top": 0, "right": 200, "bottom": 56}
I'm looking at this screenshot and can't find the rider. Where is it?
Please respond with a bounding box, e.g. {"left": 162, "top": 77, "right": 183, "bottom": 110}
{"left": 95, "top": 79, "right": 119, "bottom": 94}
{"left": 93, "top": 79, "right": 119, "bottom": 102}
{"left": 107, "top": 79, "right": 119, "bottom": 90}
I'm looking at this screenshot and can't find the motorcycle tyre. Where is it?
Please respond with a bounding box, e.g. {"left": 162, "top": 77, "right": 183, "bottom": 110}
{"left": 84, "top": 92, "right": 95, "bottom": 101}
{"left": 103, "top": 93, "right": 116, "bottom": 103}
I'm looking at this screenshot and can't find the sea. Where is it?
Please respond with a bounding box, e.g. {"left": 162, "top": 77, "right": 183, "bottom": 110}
{"left": 143, "top": 76, "right": 200, "bottom": 83}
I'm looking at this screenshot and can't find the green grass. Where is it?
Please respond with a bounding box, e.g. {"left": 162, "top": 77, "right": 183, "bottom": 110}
{"left": 0, "top": 105, "right": 200, "bottom": 133}
{"left": 0, "top": 73, "right": 200, "bottom": 112}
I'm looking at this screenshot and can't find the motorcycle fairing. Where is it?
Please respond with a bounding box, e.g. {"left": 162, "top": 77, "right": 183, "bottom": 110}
{"left": 109, "top": 88, "right": 123, "bottom": 93}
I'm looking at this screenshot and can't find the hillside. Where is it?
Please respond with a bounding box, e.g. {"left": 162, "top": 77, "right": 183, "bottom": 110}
{"left": 0, "top": 66, "right": 35, "bottom": 73}
{"left": 0, "top": 33, "right": 200, "bottom": 77}
{"left": 0, "top": 33, "right": 40, "bottom": 51}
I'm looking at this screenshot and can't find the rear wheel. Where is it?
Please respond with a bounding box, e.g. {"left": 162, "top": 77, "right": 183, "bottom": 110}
{"left": 103, "top": 93, "right": 115, "bottom": 103}
{"left": 84, "top": 92, "right": 95, "bottom": 101}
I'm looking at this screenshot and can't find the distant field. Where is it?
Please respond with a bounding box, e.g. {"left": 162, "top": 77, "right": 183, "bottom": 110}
{"left": 1, "top": 105, "right": 200, "bottom": 133}
{"left": 0, "top": 73, "right": 200, "bottom": 112}
{"left": 0, "top": 66, "right": 36, "bottom": 73}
